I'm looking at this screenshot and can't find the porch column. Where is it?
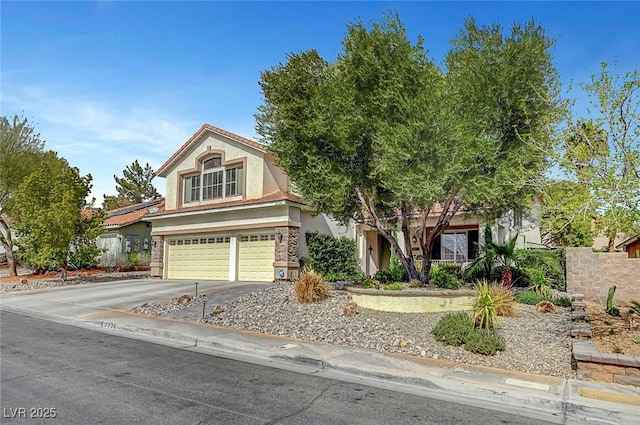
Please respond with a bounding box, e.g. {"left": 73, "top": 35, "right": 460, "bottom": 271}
{"left": 274, "top": 226, "right": 300, "bottom": 280}
{"left": 150, "top": 235, "right": 164, "bottom": 278}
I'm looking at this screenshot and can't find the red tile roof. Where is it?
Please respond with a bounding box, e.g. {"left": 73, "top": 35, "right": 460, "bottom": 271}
{"left": 103, "top": 199, "right": 165, "bottom": 228}
{"left": 156, "top": 124, "right": 267, "bottom": 177}
{"left": 147, "top": 191, "right": 305, "bottom": 219}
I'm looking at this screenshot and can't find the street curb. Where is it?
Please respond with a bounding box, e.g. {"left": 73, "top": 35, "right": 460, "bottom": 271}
{"left": 2, "top": 304, "right": 639, "bottom": 424}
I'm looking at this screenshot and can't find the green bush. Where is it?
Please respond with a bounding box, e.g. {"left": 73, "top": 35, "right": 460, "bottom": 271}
{"left": 514, "top": 248, "right": 565, "bottom": 291}
{"left": 464, "top": 328, "right": 506, "bottom": 355}
{"left": 305, "top": 232, "right": 358, "bottom": 277}
{"left": 515, "top": 291, "right": 572, "bottom": 308}
{"left": 361, "top": 278, "right": 380, "bottom": 289}
{"left": 552, "top": 295, "right": 572, "bottom": 308}
{"left": 431, "top": 312, "right": 474, "bottom": 346}
{"left": 373, "top": 268, "right": 395, "bottom": 284}
{"left": 382, "top": 282, "right": 403, "bottom": 291}
{"left": 516, "top": 291, "right": 547, "bottom": 305}
{"left": 430, "top": 264, "right": 464, "bottom": 289}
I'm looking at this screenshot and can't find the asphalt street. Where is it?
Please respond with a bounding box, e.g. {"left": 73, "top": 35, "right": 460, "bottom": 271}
{"left": 0, "top": 310, "right": 557, "bottom": 425}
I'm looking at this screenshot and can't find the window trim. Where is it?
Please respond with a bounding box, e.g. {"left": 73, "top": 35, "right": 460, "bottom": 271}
{"left": 180, "top": 154, "right": 245, "bottom": 205}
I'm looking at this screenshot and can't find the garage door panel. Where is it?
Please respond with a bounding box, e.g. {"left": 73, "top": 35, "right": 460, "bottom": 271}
{"left": 238, "top": 234, "right": 275, "bottom": 282}
{"left": 166, "top": 238, "right": 229, "bottom": 280}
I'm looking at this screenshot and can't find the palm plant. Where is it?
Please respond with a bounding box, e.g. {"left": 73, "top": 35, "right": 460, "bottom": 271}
{"left": 467, "top": 226, "right": 519, "bottom": 288}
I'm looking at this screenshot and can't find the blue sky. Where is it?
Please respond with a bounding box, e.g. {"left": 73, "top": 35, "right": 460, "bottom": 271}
{"left": 2, "top": 1, "right": 639, "bottom": 205}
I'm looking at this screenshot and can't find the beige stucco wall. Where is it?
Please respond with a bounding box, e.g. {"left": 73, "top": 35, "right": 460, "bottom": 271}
{"left": 151, "top": 204, "right": 300, "bottom": 236}
{"left": 349, "top": 289, "right": 475, "bottom": 313}
{"left": 162, "top": 132, "right": 288, "bottom": 210}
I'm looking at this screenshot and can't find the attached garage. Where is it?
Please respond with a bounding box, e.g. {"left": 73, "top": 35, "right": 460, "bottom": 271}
{"left": 166, "top": 236, "right": 230, "bottom": 280}
{"left": 238, "top": 234, "right": 276, "bottom": 282}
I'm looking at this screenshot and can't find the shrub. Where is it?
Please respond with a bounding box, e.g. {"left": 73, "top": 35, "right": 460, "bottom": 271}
{"left": 490, "top": 284, "right": 515, "bottom": 317}
{"left": 514, "top": 248, "right": 565, "bottom": 291}
{"left": 431, "top": 312, "right": 474, "bottom": 346}
{"left": 373, "top": 268, "right": 395, "bottom": 284}
{"left": 473, "top": 280, "right": 513, "bottom": 331}
{"left": 525, "top": 266, "right": 551, "bottom": 298}
{"left": 382, "top": 282, "right": 403, "bottom": 291}
{"left": 551, "top": 295, "right": 572, "bottom": 308}
{"left": 430, "top": 264, "right": 464, "bottom": 289}
{"left": 294, "top": 270, "right": 330, "bottom": 303}
{"left": 516, "top": 291, "right": 547, "bottom": 305}
{"left": 388, "top": 249, "right": 409, "bottom": 282}
{"left": 628, "top": 300, "right": 640, "bottom": 315}
{"left": 516, "top": 291, "right": 572, "bottom": 308}
{"left": 464, "top": 328, "right": 506, "bottom": 355}
{"left": 323, "top": 272, "right": 347, "bottom": 282}
{"left": 360, "top": 278, "right": 380, "bottom": 289}
{"left": 305, "top": 232, "right": 358, "bottom": 277}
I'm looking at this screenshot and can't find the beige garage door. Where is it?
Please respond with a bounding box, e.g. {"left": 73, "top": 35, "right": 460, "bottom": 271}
{"left": 166, "top": 236, "right": 229, "bottom": 280}
{"left": 238, "top": 234, "right": 275, "bottom": 282}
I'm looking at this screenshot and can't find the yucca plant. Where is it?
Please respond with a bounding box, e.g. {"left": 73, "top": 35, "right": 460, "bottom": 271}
{"left": 473, "top": 280, "right": 512, "bottom": 331}
{"left": 526, "top": 266, "right": 551, "bottom": 298}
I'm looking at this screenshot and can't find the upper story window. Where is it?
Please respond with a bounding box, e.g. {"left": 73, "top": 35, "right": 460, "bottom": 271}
{"left": 183, "top": 155, "right": 243, "bottom": 204}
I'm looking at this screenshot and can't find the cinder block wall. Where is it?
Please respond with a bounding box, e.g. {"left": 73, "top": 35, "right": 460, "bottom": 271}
{"left": 566, "top": 247, "right": 640, "bottom": 304}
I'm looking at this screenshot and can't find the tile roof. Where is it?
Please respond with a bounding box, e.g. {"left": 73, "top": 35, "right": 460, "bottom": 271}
{"left": 147, "top": 191, "right": 305, "bottom": 219}
{"left": 103, "top": 199, "right": 165, "bottom": 228}
{"left": 156, "top": 124, "right": 267, "bottom": 177}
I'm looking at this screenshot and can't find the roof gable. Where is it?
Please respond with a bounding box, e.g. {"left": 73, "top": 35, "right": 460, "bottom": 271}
{"left": 157, "top": 124, "right": 266, "bottom": 177}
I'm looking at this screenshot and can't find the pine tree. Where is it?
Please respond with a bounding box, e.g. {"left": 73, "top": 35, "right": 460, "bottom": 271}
{"left": 105, "top": 160, "right": 160, "bottom": 208}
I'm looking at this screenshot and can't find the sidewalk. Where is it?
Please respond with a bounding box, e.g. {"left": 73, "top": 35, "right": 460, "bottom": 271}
{"left": 1, "top": 281, "right": 639, "bottom": 424}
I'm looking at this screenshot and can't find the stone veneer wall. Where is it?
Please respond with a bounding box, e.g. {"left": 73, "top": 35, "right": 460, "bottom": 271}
{"left": 566, "top": 247, "right": 640, "bottom": 304}
{"left": 274, "top": 226, "right": 300, "bottom": 280}
{"left": 150, "top": 235, "right": 164, "bottom": 278}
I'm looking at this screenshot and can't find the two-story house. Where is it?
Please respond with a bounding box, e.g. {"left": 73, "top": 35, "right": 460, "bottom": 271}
{"left": 148, "top": 124, "right": 543, "bottom": 282}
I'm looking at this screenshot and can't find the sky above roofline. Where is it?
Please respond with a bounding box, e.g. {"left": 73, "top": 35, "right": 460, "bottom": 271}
{"left": 2, "top": 1, "right": 639, "bottom": 205}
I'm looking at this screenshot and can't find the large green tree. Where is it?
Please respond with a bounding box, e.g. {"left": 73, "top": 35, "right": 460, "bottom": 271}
{"left": 540, "top": 180, "right": 596, "bottom": 247}
{"left": 0, "top": 115, "right": 46, "bottom": 276}
{"left": 559, "top": 63, "right": 640, "bottom": 251}
{"left": 13, "top": 153, "right": 94, "bottom": 280}
{"left": 257, "top": 13, "right": 560, "bottom": 283}
{"left": 104, "top": 160, "right": 160, "bottom": 209}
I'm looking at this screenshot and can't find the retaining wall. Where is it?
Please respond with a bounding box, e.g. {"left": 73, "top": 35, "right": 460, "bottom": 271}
{"left": 566, "top": 247, "right": 640, "bottom": 304}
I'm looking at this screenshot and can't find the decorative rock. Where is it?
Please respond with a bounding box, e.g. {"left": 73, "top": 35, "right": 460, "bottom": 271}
{"left": 177, "top": 295, "right": 192, "bottom": 305}
{"left": 212, "top": 305, "right": 224, "bottom": 315}
{"left": 343, "top": 302, "right": 357, "bottom": 317}
{"left": 537, "top": 300, "right": 557, "bottom": 314}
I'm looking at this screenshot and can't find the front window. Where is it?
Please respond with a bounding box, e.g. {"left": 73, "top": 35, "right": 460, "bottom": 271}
{"left": 183, "top": 156, "right": 243, "bottom": 204}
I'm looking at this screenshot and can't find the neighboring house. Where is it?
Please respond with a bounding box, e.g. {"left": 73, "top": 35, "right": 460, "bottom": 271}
{"left": 148, "top": 123, "right": 542, "bottom": 282}
{"left": 98, "top": 199, "right": 165, "bottom": 267}
{"left": 616, "top": 235, "right": 640, "bottom": 258}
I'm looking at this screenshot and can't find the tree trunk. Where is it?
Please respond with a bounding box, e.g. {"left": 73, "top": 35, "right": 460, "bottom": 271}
{"left": 502, "top": 268, "right": 512, "bottom": 288}
{"left": 355, "top": 189, "right": 419, "bottom": 280}
{"left": 0, "top": 216, "right": 18, "bottom": 276}
{"left": 608, "top": 237, "right": 615, "bottom": 252}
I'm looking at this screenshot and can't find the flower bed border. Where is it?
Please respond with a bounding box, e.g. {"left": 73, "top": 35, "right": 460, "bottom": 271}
{"left": 570, "top": 293, "right": 640, "bottom": 387}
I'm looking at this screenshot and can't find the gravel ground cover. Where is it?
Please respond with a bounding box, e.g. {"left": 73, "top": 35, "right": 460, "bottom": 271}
{"left": 0, "top": 271, "right": 151, "bottom": 292}
{"left": 132, "top": 283, "right": 575, "bottom": 379}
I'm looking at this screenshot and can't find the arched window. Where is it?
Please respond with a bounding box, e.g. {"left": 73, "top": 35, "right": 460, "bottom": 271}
{"left": 183, "top": 155, "right": 243, "bottom": 203}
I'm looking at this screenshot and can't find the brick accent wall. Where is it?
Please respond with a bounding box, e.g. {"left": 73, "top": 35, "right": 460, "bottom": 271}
{"left": 150, "top": 235, "right": 164, "bottom": 278}
{"left": 566, "top": 247, "right": 640, "bottom": 304}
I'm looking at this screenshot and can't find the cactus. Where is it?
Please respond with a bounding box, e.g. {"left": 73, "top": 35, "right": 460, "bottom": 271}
{"left": 605, "top": 286, "right": 620, "bottom": 316}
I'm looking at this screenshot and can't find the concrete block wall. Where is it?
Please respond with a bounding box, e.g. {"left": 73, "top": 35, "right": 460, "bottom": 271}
{"left": 566, "top": 247, "right": 640, "bottom": 304}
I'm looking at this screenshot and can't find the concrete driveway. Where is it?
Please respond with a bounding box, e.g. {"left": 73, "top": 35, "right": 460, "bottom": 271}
{"left": 0, "top": 278, "right": 273, "bottom": 322}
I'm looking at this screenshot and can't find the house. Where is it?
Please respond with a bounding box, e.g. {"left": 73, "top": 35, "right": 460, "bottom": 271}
{"left": 98, "top": 199, "right": 165, "bottom": 267}
{"left": 616, "top": 235, "right": 640, "bottom": 258}
{"left": 147, "top": 123, "right": 542, "bottom": 282}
